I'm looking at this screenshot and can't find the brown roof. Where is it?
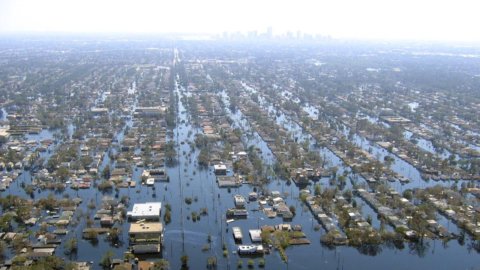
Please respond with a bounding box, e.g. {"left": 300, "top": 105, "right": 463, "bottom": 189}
{"left": 138, "top": 261, "right": 154, "bottom": 270}
{"left": 129, "top": 222, "right": 163, "bottom": 234}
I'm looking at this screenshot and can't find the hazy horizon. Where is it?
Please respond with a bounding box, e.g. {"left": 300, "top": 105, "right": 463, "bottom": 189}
{"left": 1, "top": 0, "right": 480, "bottom": 43}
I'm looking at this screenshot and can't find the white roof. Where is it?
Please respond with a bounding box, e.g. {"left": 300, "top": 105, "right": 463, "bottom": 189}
{"left": 272, "top": 197, "right": 284, "bottom": 203}
{"left": 91, "top": 107, "right": 108, "bottom": 113}
{"left": 271, "top": 191, "right": 281, "bottom": 197}
{"left": 214, "top": 164, "right": 227, "bottom": 170}
{"left": 127, "top": 202, "right": 162, "bottom": 219}
{"left": 249, "top": 229, "right": 262, "bottom": 242}
{"left": 146, "top": 178, "right": 155, "bottom": 185}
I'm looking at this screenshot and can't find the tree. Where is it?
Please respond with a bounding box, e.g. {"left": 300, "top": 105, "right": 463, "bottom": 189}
{"left": 80, "top": 156, "right": 93, "bottom": 169}
{"left": 165, "top": 141, "right": 177, "bottom": 162}
{"left": 258, "top": 258, "right": 265, "bottom": 268}
{"left": 409, "top": 211, "right": 428, "bottom": 240}
{"left": 343, "top": 189, "right": 353, "bottom": 203}
{"left": 15, "top": 205, "right": 31, "bottom": 223}
{"left": 331, "top": 166, "right": 338, "bottom": 178}
{"left": 206, "top": 256, "right": 217, "bottom": 269}
{"left": 198, "top": 148, "right": 209, "bottom": 167}
{"left": 27, "top": 255, "right": 66, "bottom": 269}
{"left": 0, "top": 136, "right": 7, "bottom": 145}
{"left": 107, "top": 227, "right": 121, "bottom": 244}
{"left": 84, "top": 229, "right": 98, "bottom": 242}
{"left": 64, "top": 238, "right": 77, "bottom": 255}
{"left": 37, "top": 193, "right": 58, "bottom": 211}
{"left": 260, "top": 230, "right": 271, "bottom": 244}
{"left": 366, "top": 215, "right": 373, "bottom": 225}
{"left": 164, "top": 207, "right": 172, "bottom": 224}
{"left": 180, "top": 254, "right": 189, "bottom": 268}
{"left": 120, "top": 195, "right": 129, "bottom": 205}
{"left": 56, "top": 166, "right": 70, "bottom": 181}
{"left": 314, "top": 184, "right": 322, "bottom": 196}
{"left": 289, "top": 205, "right": 296, "bottom": 216}
{"left": 403, "top": 189, "right": 413, "bottom": 201}
{"left": 0, "top": 213, "right": 13, "bottom": 232}
{"left": 153, "top": 259, "right": 170, "bottom": 270}
{"left": 12, "top": 235, "right": 27, "bottom": 252}
{"left": 100, "top": 250, "right": 114, "bottom": 269}
{"left": 0, "top": 240, "right": 6, "bottom": 258}
{"left": 102, "top": 165, "right": 111, "bottom": 180}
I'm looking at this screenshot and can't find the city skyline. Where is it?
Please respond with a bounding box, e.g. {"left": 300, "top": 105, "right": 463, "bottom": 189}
{"left": 1, "top": 0, "right": 480, "bottom": 42}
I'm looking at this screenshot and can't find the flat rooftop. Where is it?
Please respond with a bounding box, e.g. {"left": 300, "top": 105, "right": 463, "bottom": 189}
{"left": 249, "top": 229, "right": 262, "bottom": 242}
{"left": 129, "top": 222, "right": 163, "bottom": 234}
{"left": 127, "top": 202, "right": 162, "bottom": 219}
{"left": 0, "top": 127, "right": 9, "bottom": 137}
{"left": 214, "top": 164, "right": 227, "bottom": 170}
{"left": 91, "top": 107, "right": 108, "bottom": 113}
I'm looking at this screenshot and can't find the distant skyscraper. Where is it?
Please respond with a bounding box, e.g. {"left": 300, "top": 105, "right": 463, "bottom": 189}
{"left": 248, "top": 30, "right": 258, "bottom": 39}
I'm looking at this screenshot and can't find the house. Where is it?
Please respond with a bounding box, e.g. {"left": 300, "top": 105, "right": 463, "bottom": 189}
{"left": 249, "top": 229, "right": 262, "bottom": 242}
{"left": 0, "top": 127, "right": 10, "bottom": 141}
{"left": 237, "top": 245, "right": 264, "bottom": 255}
{"left": 146, "top": 178, "right": 155, "bottom": 186}
{"left": 237, "top": 151, "right": 247, "bottom": 160}
{"left": 217, "top": 176, "right": 241, "bottom": 188}
{"left": 148, "top": 168, "right": 168, "bottom": 181}
{"left": 91, "top": 107, "right": 109, "bottom": 115}
{"left": 25, "top": 252, "right": 52, "bottom": 261}
{"left": 127, "top": 202, "right": 162, "bottom": 221}
{"left": 129, "top": 222, "right": 163, "bottom": 254}
{"left": 134, "top": 106, "right": 164, "bottom": 117}
{"left": 138, "top": 261, "right": 155, "bottom": 270}
{"left": 234, "top": 195, "right": 246, "bottom": 209}
{"left": 214, "top": 164, "right": 227, "bottom": 175}
{"left": 100, "top": 216, "right": 114, "bottom": 226}
{"left": 131, "top": 244, "right": 161, "bottom": 254}
{"left": 129, "top": 222, "right": 163, "bottom": 243}
{"left": 271, "top": 191, "right": 281, "bottom": 198}
{"left": 71, "top": 262, "right": 91, "bottom": 270}
{"left": 233, "top": 227, "right": 243, "bottom": 242}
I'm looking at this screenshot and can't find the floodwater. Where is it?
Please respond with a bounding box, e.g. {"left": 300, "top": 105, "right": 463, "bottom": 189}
{"left": 404, "top": 130, "right": 452, "bottom": 159}
{"left": 0, "top": 108, "right": 6, "bottom": 122}
{"left": 1, "top": 82, "right": 479, "bottom": 270}
{"left": 231, "top": 83, "right": 479, "bottom": 270}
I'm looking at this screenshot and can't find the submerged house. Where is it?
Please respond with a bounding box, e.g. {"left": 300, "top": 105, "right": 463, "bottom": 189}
{"left": 127, "top": 202, "right": 162, "bottom": 221}
{"left": 128, "top": 222, "right": 163, "bottom": 254}
{"left": 214, "top": 164, "right": 227, "bottom": 175}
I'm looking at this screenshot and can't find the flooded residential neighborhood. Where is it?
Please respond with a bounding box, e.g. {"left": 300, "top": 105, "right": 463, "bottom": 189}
{"left": 0, "top": 36, "right": 479, "bottom": 270}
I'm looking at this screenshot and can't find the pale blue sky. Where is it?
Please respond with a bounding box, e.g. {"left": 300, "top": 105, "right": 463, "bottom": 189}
{"left": 0, "top": 0, "right": 479, "bottom": 41}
